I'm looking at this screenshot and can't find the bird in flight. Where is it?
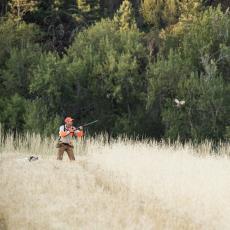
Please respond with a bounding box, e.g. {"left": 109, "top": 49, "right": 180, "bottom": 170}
{"left": 174, "top": 98, "right": 185, "bottom": 108}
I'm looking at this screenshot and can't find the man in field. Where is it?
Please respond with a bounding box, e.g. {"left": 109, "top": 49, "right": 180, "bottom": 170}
{"left": 57, "top": 117, "right": 84, "bottom": 161}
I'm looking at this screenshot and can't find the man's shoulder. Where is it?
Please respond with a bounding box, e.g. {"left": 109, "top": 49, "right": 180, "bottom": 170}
{"left": 59, "top": 125, "right": 66, "bottom": 130}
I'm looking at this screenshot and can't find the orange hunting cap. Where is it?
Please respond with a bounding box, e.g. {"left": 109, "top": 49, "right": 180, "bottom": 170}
{"left": 64, "top": 117, "right": 74, "bottom": 123}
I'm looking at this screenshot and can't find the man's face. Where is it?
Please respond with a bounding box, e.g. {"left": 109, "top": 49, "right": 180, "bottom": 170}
{"left": 66, "top": 120, "right": 73, "bottom": 127}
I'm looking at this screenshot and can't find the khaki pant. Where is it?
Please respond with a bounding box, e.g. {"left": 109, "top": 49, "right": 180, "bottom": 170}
{"left": 57, "top": 143, "right": 75, "bottom": 161}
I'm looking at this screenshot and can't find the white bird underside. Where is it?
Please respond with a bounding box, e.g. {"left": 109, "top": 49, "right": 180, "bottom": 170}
{"left": 174, "top": 98, "right": 185, "bottom": 106}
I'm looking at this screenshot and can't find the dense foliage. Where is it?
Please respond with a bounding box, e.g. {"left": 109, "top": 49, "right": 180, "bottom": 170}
{"left": 0, "top": 0, "right": 229, "bottom": 141}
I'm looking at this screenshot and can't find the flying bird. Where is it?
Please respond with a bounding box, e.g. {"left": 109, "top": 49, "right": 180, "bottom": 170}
{"left": 174, "top": 98, "right": 185, "bottom": 108}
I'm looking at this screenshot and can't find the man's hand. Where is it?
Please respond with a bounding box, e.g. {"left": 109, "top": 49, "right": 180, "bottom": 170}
{"left": 69, "top": 127, "right": 76, "bottom": 133}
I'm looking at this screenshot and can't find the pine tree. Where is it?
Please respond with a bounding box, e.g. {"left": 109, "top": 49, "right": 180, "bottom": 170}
{"left": 8, "top": 0, "right": 38, "bottom": 22}
{"left": 77, "top": 0, "right": 90, "bottom": 12}
{"left": 140, "top": 0, "right": 179, "bottom": 29}
{"left": 114, "top": 0, "right": 137, "bottom": 31}
{"left": 179, "top": 0, "right": 202, "bottom": 22}
{"left": 158, "top": 0, "right": 202, "bottom": 40}
{"left": 77, "top": 0, "right": 100, "bottom": 24}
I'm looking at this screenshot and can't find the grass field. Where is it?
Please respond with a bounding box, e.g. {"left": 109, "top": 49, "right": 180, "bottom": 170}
{"left": 0, "top": 134, "right": 229, "bottom": 230}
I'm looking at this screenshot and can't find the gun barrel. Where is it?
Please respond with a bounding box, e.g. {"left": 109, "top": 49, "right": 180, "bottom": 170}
{"left": 78, "top": 120, "right": 99, "bottom": 129}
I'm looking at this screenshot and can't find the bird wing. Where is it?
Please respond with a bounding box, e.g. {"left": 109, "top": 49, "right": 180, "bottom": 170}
{"left": 174, "top": 99, "right": 179, "bottom": 104}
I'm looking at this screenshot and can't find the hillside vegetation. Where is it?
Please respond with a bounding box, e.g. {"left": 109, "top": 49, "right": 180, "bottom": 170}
{"left": 0, "top": 0, "right": 229, "bottom": 141}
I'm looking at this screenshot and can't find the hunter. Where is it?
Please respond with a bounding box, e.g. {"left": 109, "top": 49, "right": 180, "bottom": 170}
{"left": 57, "top": 117, "right": 84, "bottom": 161}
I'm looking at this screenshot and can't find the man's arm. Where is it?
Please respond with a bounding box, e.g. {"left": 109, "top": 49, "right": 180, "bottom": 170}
{"left": 59, "top": 125, "right": 70, "bottom": 137}
{"left": 74, "top": 126, "right": 84, "bottom": 138}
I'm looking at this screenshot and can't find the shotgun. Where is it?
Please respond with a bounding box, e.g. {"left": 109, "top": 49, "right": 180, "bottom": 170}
{"left": 77, "top": 120, "right": 99, "bottom": 129}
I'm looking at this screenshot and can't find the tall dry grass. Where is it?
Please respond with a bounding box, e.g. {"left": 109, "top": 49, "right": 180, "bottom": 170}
{"left": 0, "top": 132, "right": 229, "bottom": 230}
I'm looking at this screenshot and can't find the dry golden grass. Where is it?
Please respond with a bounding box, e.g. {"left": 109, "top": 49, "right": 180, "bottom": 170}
{"left": 0, "top": 133, "right": 229, "bottom": 230}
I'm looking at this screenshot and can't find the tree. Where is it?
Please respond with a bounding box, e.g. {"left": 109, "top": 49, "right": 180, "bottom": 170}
{"left": 66, "top": 18, "right": 147, "bottom": 136}
{"left": 147, "top": 7, "right": 230, "bottom": 141}
{"left": 162, "top": 72, "right": 227, "bottom": 141}
{"left": 24, "top": 99, "right": 62, "bottom": 135}
{"left": 114, "top": 0, "right": 137, "bottom": 31}
{"left": 140, "top": 0, "right": 204, "bottom": 30}
{"left": 0, "top": 0, "right": 8, "bottom": 17}
{"left": 77, "top": 0, "right": 100, "bottom": 24}
{"left": 98, "top": 0, "right": 122, "bottom": 17}
{"left": 0, "top": 19, "right": 42, "bottom": 133}
{"left": 28, "top": 52, "right": 71, "bottom": 134}
{"left": 179, "top": 0, "right": 202, "bottom": 23}
{"left": 203, "top": 0, "right": 230, "bottom": 10}
{"left": 140, "top": 0, "right": 179, "bottom": 29}
{"left": 8, "top": 0, "right": 38, "bottom": 22}
{"left": 0, "top": 20, "right": 41, "bottom": 95}
{"left": 0, "top": 94, "right": 26, "bottom": 132}
{"left": 77, "top": 0, "right": 90, "bottom": 12}
{"left": 2, "top": 45, "right": 42, "bottom": 98}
